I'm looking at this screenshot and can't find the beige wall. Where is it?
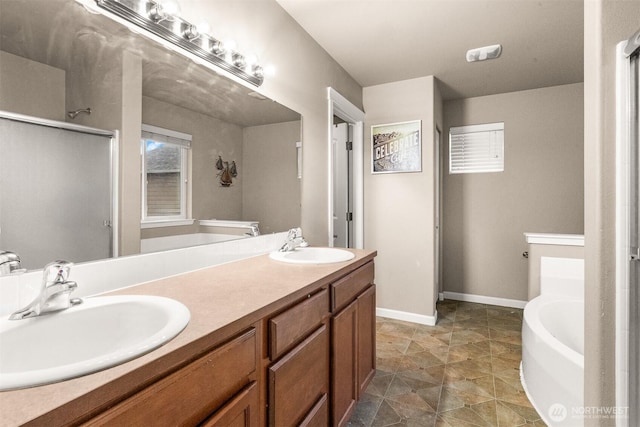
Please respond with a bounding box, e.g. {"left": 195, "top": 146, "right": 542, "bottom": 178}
{"left": 0, "top": 51, "right": 66, "bottom": 121}
{"left": 584, "top": 1, "right": 640, "bottom": 422}
{"left": 363, "top": 76, "right": 441, "bottom": 320}
{"left": 442, "top": 83, "right": 584, "bottom": 302}
{"left": 243, "top": 121, "right": 302, "bottom": 234}
{"left": 118, "top": 53, "right": 142, "bottom": 255}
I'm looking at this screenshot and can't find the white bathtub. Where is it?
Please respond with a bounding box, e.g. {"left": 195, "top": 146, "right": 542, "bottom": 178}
{"left": 140, "top": 233, "right": 248, "bottom": 253}
{"left": 521, "top": 295, "right": 584, "bottom": 426}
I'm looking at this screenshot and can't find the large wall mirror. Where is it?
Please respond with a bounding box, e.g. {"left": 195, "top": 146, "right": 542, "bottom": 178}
{"left": 0, "top": 0, "right": 302, "bottom": 271}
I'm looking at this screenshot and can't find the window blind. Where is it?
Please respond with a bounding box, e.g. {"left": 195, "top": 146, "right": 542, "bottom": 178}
{"left": 141, "top": 123, "right": 192, "bottom": 148}
{"left": 449, "top": 122, "right": 504, "bottom": 174}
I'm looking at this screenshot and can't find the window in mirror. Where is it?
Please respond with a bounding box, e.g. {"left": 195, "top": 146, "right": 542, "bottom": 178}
{"left": 141, "top": 124, "right": 192, "bottom": 222}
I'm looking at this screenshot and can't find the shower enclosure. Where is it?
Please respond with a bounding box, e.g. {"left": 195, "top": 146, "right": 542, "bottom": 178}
{"left": 0, "top": 111, "right": 116, "bottom": 271}
{"left": 616, "top": 28, "right": 640, "bottom": 427}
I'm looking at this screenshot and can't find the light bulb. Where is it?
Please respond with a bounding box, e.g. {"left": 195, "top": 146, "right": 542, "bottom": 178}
{"left": 159, "top": 0, "right": 180, "bottom": 16}
{"left": 196, "top": 21, "right": 210, "bottom": 35}
{"left": 264, "top": 64, "right": 276, "bottom": 77}
{"left": 245, "top": 54, "right": 258, "bottom": 67}
{"left": 224, "top": 39, "right": 237, "bottom": 53}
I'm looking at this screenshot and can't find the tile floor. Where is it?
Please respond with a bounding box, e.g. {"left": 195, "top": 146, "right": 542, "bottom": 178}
{"left": 347, "top": 300, "right": 546, "bottom": 427}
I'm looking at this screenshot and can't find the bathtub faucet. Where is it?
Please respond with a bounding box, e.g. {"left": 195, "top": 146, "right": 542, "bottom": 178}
{"left": 279, "top": 227, "right": 309, "bottom": 252}
{"left": 9, "top": 260, "right": 82, "bottom": 320}
{"left": 246, "top": 223, "right": 260, "bottom": 237}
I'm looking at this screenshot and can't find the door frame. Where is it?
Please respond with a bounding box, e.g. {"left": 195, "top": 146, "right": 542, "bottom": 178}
{"left": 327, "top": 88, "right": 365, "bottom": 249}
{"left": 615, "top": 36, "right": 639, "bottom": 426}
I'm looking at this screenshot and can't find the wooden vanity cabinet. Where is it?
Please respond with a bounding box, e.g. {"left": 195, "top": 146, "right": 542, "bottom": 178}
{"left": 74, "top": 257, "right": 376, "bottom": 427}
{"left": 267, "top": 288, "right": 330, "bottom": 426}
{"left": 84, "top": 328, "right": 258, "bottom": 427}
{"left": 330, "top": 261, "right": 376, "bottom": 427}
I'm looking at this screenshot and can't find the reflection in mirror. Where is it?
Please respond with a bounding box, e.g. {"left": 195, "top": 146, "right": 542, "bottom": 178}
{"left": 0, "top": 114, "right": 116, "bottom": 270}
{"left": 0, "top": 0, "right": 302, "bottom": 272}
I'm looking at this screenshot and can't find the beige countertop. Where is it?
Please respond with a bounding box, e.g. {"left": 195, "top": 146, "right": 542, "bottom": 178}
{"left": 0, "top": 249, "right": 376, "bottom": 426}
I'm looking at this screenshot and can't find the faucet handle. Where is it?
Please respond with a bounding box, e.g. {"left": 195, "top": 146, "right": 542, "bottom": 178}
{"left": 287, "top": 227, "right": 302, "bottom": 239}
{"left": 43, "top": 260, "right": 74, "bottom": 285}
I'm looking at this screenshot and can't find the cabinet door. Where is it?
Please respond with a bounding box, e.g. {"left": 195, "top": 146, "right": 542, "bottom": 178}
{"left": 268, "top": 324, "right": 329, "bottom": 427}
{"left": 331, "top": 300, "right": 358, "bottom": 427}
{"left": 201, "top": 382, "right": 258, "bottom": 427}
{"left": 357, "top": 285, "right": 376, "bottom": 395}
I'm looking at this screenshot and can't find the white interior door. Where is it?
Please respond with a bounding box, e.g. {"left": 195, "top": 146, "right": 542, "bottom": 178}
{"left": 328, "top": 87, "right": 365, "bottom": 249}
{"left": 332, "top": 122, "right": 351, "bottom": 248}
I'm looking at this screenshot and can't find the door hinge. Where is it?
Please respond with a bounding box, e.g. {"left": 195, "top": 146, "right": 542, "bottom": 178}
{"left": 346, "top": 141, "right": 353, "bottom": 151}
{"left": 346, "top": 212, "right": 353, "bottom": 222}
{"left": 631, "top": 247, "right": 640, "bottom": 261}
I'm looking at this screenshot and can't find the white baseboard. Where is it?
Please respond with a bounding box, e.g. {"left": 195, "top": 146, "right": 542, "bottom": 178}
{"left": 376, "top": 307, "right": 438, "bottom": 326}
{"left": 442, "top": 291, "right": 527, "bottom": 309}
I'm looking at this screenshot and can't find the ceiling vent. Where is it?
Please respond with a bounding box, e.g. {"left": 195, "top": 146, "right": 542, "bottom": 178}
{"left": 466, "top": 44, "right": 502, "bottom": 62}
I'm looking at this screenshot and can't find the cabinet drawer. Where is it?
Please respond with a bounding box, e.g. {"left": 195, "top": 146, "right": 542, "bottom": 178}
{"left": 299, "top": 394, "right": 328, "bottom": 427}
{"left": 331, "top": 261, "right": 374, "bottom": 311}
{"left": 200, "top": 382, "right": 258, "bottom": 427}
{"left": 269, "top": 288, "right": 329, "bottom": 360}
{"left": 268, "top": 324, "right": 329, "bottom": 427}
{"left": 86, "top": 328, "right": 256, "bottom": 426}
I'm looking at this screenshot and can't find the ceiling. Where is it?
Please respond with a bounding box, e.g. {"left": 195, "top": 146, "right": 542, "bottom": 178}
{"left": 0, "top": 0, "right": 300, "bottom": 127}
{"left": 275, "top": 0, "right": 584, "bottom": 100}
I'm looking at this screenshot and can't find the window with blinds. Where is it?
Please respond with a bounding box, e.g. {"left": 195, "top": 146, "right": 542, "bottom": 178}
{"left": 141, "top": 124, "right": 191, "bottom": 220}
{"left": 449, "top": 122, "right": 504, "bottom": 174}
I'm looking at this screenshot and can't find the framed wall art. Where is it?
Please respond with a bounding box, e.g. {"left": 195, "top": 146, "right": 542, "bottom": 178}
{"left": 371, "top": 120, "right": 422, "bottom": 174}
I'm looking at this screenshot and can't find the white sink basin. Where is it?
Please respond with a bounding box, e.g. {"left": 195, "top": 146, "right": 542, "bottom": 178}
{"left": 269, "top": 247, "right": 355, "bottom": 264}
{"left": 0, "top": 295, "right": 190, "bottom": 390}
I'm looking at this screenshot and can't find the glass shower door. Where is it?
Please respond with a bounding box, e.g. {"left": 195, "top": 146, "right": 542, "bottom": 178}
{"left": 0, "top": 115, "right": 114, "bottom": 270}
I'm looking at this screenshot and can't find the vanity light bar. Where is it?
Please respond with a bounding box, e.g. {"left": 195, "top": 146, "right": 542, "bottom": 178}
{"left": 95, "top": 0, "right": 264, "bottom": 86}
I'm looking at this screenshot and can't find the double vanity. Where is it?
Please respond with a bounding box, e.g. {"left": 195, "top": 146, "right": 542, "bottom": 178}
{"left": 0, "top": 247, "right": 377, "bottom": 426}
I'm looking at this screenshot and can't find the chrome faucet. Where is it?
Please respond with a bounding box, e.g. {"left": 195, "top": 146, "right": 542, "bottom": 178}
{"left": 246, "top": 223, "right": 261, "bottom": 237}
{"left": 9, "top": 260, "right": 82, "bottom": 320}
{"left": 0, "top": 251, "right": 22, "bottom": 275}
{"left": 279, "top": 227, "right": 309, "bottom": 252}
